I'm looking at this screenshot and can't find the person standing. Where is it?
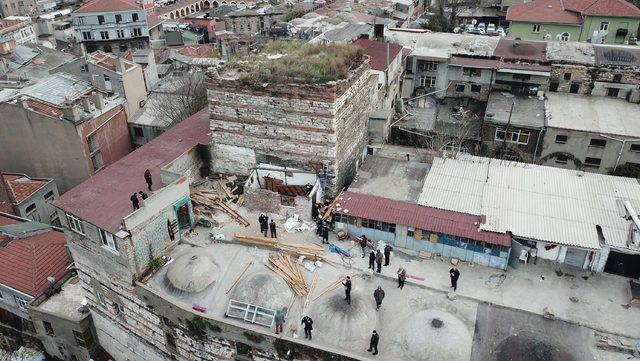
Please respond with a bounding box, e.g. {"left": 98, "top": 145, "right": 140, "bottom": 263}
{"left": 367, "top": 330, "right": 379, "bottom": 355}
{"left": 138, "top": 191, "right": 148, "bottom": 200}
{"left": 321, "top": 224, "right": 329, "bottom": 244}
{"left": 130, "top": 193, "right": 140, "bottom": 211}
{"left": 270, "top": 219, "right": 277, "bottom": 238}
{"left": 263, "top": 216, "right": 269, "bottom": 237}
{"left": 368, "top": 250, "right": 376, "bottom": 270}
{"left": 316, "top": 218, "right": 323, "bottom": 236}
{"left": 274, "top": 308, "right": 286, "bottom": 334}
{"left": 397, "top": 267, "right": 406, "bottom": 289}
{"left": 258, "top": 214, "right": 265, "bottom": 234}
{"left": 450, "top": 267, "right": 460, "bottom": 291}
{"left": 342, "top": 276, "right": 351, "bottom": 304}
{"left": 359, "top": 236, "right": 367, "bottom": 258}
{"left": 301, "top": 315, "right": 313, "bottom": 340}
{"left": 373, "top": 286, "right": 385, "bottom": 311}
{"left": 383, "top": 244, "right": 393, "bottom": 266}
{"left": 144, "top": 169, "right": 153, "bottom": 191}
{"left": 375, "top": 250, "right": 383, "bottom": 273}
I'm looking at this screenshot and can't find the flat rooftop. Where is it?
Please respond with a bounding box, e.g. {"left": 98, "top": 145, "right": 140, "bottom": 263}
{"left": 485, "top": 91, "right": 545, "bottom": 129}
{"left": 545, "top": 93, "right": 640, "bottom": 138}
{"left": 418, "top": 155, "right": 640, "bottom": 250}
{"left": 21, "top": 72, "right": 92, "bottom": 106}
{"left": 36, "top": 277, "right": 87, "bottom": 321}
{"left": 55, "top": 108, "right": 210, "bottom": 234}
{"left": 349, "top": 146, "right": 436, "bottom": 203}
{"left": 385, "top": 30, "right": 499, "bottom": 60}
{"left": 545, "top": 41, "right": 595, "bottom": 65}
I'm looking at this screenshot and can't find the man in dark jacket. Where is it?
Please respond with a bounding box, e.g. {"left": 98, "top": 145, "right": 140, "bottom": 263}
{"left": 316, "top": 218, "right": 323, "bottom": 236}
{"left": 359, "top": 236, "right": 367, "bottom": 258}
{"left": 373, "top": 286, "right": 385, "bottom": 311}
{"left": 321, "top": 224, "right": 329, "bottom": 244}
{"left": 301, "top": 315, "right": 313, "bottom": 339}
{"left": 375, "top": 250, "right": 383, "bottom": 273}
{"left": 274, "top": 308, "right": 286, "bottom": 334}
{"left": 138, "top": 191, "right": 148, "bottom": 200}
{"left": 342, "top": 276, "right": 351, "bottom": 304}
{"left": 383, "top": 244, "right": 393, "bottom": 266}
{"left": 130, "top": 193, "right": 140, "bottom": 211}
{"left": 270, "top": 219, "right": 277, "bottom": 238}
{"left": 367, "top": 330, "right": 379, "bottom": 355}
{"left": 450, "top": 267, "right": 460, "bottom": 291}
{"left": 144, "top": 169, "right": 153, "bottom": 191}
{"left": 368, "top": 250, "right": 376, "bottom": 270}
{"left": 259, "top": 214, "right": 266, "bottom": 234}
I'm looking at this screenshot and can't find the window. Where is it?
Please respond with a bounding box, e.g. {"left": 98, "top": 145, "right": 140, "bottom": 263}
{"left": 600, "top": 22, "right": 609, "bottom": 31}
{"left": 560, "top": 32, "right": 570, "bottom": 41}
{"left": 463, "top": 67, "right": 481, "bottom": 77}
{"left": 14, "top": 296, "right": 29, "bottom": 310}
{"left": 97, "top": 15, "right": 105, "bottom": 24}
{"left": 73, "top": 329, "right": 95, "bottom": 349}
{"left": 91, "top": 152, "right": 104, "bottom": 172}
{"left": 96, "top": 291, "right": 106, "bottom": 306}
{"left": 81, "top": 64, "right": 89, "bottom": 72}
{"left": 495, "top": 127, "right": 530, "bottom": 145}
{"left": 87, "top": 133, "right": 100, "bottom": 153}
{"left": 570, "top": 83, "right": 580, "bottom": 93}
{"left": 470, "top": 84, "right": 481, "bottom": 93}
{"left": 549, "top": 82, "right": 559, "bottom": 92}
{"left": 419, "top": 75, "right": 436, "bottom": 88}
{"left": 417, "top": 60, "right": 438, "bottom": 71}
{"left": 584, "top": 157, "right": 602, "bottom": 167}
{"left": 100, "top": 31, "right": 109, "bottom": 40}
{"left": 99, "top": 229, "right": 119, "bottom": 253}
{"left": 407, "top": 229, "right": 414, "bottom": 238}
{"left": 612, "top": 74, "right": 622, "bottom": 83}
{"left": 132, "top": 13, "right": 139, "bottom": 22}
{"left": 455, "top": 84, "right": 465, "bottom": 92}
{"left": 103, "top": 74, "right": 112, "bottom": 92}
{"left": 555, "top": 154, "right": 568, "bottom": 164}
{"left": 116, "top": 29, "right": 124, "bottom": 38}
{"left": 512, "top": 73, "right": 531, "bottom": 81}
{"left": 82, "top": 31, "right": 92, "bottom": 40}
{"left": 132, "top": 28, "right": 142, "bottom": 37}
{"left": 589, "top": 138, "right": 607, "bottom": 148}
{"left": 115, "top": 14, "right": 122, "bottom": 23}
{"left": 25, "top": 203, "right": 40, "bottom": 221}
{"left": 133, "top": 126, "right": 144, "bottom": 137}
{"left": 77, "top": 16, "right": 86, "bottom": 25}
{"left": 630, "top": 144, "right": 640, "bottom": 152}
{"left": 532, "top": 24, "right": 540, "bottom": 33}
{"left": 607, "top": 88, "right": 620, "bottom": 97}
{"left": 67, "top": 213, "right": 85, "bottom": 234}
{"left": 563, "top": 73, "right": 571, "bottom": 80}
{"left": 43, "top": 321, "right": 54, "bottom": 336}
{"left": 555, "top": 135, "right": 568, "bottom": 144}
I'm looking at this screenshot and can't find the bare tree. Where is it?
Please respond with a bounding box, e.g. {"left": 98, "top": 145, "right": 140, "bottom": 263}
{"left": 151, "top": 72, "right": 208, "bottom": 127}
{"left": 429, "top": 107, "right": 479, "bottom": 158}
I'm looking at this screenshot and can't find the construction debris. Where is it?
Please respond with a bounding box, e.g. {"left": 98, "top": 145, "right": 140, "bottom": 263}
{"left": 320, "top": 188, "right": 344, "bottom": 221}
{"left": 311, "top": 273, "right": 349, "bottom": 302}
{"left": 226, "top": 261, "right": 253, "bottom": 294}
{"left": 233, "top": 234, "right": 278, "bottom": 247}
{"left": 266, "top": 253, "right": 309, "bottom": 296}
{"left": 277, "top": 242, "right": 324, "bottom": 260}
{"left": 191, "top": 189, "right": 250, "bottom": 227}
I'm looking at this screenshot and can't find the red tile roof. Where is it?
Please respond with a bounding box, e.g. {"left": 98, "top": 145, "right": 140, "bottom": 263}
{"left": 448, "top": 56, "right": 499, "bottom": 69}
{"left": 177, "top": 44, "right": 213, "bottom": 57}
{"left": 147, "top": 13, "right": 164, "bottom": 29}
{"left": 0, "top": 225, "right": 70, "bottom": 297}
{"left": 353, "top": 39, "right": 403, "bottom": 72}
{"left": 493, "top": 39, "right": 548, "bottom": 61}
{"left": 2, "top": 174, "right": 47, "bottom": 204}
{"left": 74, "top": 0, "right": 142, "bottom": 13}
{"left": 334, "top": 191, "right": 511, "bottom": 247}
{"left": 564, "top": 0, "right": 640, "bottom": 17}
{"left": 506, "top": 0, "right": 582, "bottom": 24}
{"left": 55, "top": 108, "right": 210, "bottom": 233}
{"left": 0, "top": 215, "right": 21, "bottom": 227}
{"left": 263, "top": 177, "right": 308, "bottom": 197}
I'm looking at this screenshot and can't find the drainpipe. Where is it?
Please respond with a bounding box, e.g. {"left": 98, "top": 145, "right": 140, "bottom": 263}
{"left": 532, "top": 126, "right": 545, "bottom": 163}
{"left": 598, "top": 134, "right": 640, "bottom": 172}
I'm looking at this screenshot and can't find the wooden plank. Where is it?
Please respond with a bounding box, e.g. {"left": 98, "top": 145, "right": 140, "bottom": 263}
{"left": 311, "top": 273, "right": 347, "bottom": 302}
{"left": 304, "top": 272, "right": 319, "bottom": 311}
{"left": 225, "top": 261, "right": 253, "bottom": 294}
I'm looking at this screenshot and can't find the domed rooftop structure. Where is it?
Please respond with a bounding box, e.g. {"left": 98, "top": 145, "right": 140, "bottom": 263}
{"left": 230, "top": 272, "right": 291, "bottom": 310}
{"left": 166, "top": 252, "right": 219, "bottom": 293}
{"left": 398, "top": 309, "right": 472, "bottom": 361}
{"left": 309, "top": 292, "right": 376, "bottom": 342}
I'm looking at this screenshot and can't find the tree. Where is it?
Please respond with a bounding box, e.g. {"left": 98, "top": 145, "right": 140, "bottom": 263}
{"left": 151, "top": 72, "right": 208, "bottom": 127}
{"left": 423, "top": 4, "right": 449, "bottom": 32}
{"left": 610, "top": 163, "right": 640, "bottom": 178}
{"left": 283, "top": 9, "right": 306, "bottom": 22}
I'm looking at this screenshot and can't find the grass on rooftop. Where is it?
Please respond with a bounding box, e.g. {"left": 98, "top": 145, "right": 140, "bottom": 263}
{"left": 225, "top": 40, "right": 364, "bottom": 84}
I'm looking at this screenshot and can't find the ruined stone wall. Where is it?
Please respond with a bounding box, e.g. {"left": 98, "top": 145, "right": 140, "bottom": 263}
{"left": 549, "top": 64, "right": 592, "bottom": 94}
{"left": 207, "top": 62, "right": 375, "bottom": 194}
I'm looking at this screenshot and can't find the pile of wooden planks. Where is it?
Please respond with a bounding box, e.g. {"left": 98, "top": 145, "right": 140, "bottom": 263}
{"left": 311, "top": 273, "right": 348, "bottom": 302}
{"left": 217, "top": 177, "right": 245, "bottom": 207}
{"left": 266, "top": 253, "right": 309, "bottom": 296}
{"left": 277, "top": 242, "right": 324, "bottom": 260}
{"left": 191, "top": 189, "right": 250, "bottom": 227}
{"left": 233, "top": 234, "right": 277, "bottom": 247}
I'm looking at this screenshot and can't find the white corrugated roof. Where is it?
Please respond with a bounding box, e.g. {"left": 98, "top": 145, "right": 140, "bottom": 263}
{"left": 418, "top": 155, "right": 640, "bottom": 250}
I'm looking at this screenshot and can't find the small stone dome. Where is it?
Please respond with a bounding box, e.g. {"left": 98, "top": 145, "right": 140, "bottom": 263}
{"left": 166, "top": 252, "right": 219, "bottom": 293}
{"left": 309, "top": 292, "right": 376, "bottom": 342}
{"left": 230, "top": 272, "right": 291, "bottom": 310}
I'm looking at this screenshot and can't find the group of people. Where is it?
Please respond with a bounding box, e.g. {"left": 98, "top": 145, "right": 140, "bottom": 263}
{"left": 258, "top": 214, "right": 277, "bottom": 238}
{"left": 366, "top": 244, "right": 394, "bottom": 274}
{"left": 316, "top": 219, "right": 330, "bottom": 244}
{"left": 130, "top": 169, "right": 154, "bottom": 211}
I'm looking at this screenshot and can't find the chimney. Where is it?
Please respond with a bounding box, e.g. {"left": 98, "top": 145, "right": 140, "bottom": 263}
{"left": 81, "top": 96, "right": 94, "bottom": 113}
{"left": 115, "top": 55, "right": 125, "bottom": 73}
{"left": 62, "top": 105, "right": 81, "bottom": 122}
{"left": 93, "top": 91, "right": 105, "bottom": 110}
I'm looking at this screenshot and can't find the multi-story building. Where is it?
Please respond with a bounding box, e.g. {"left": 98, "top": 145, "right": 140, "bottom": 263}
{"left": 71, "top": 0, "right": 154, "bottom": 53}
{"left": 225, "top": 3, "right": 317, "bottom": 35}
{"left": 0, "top": 0, "right": 36, "bottom": 17}
{"left": 506, "top": 0, "right": 640, "bottom": 44}
{"left": 0, "top": 72, "right": 132, "bottom": 193}
{"left": 0, "top": 173, "right": 60, "bottom": 226}
{"left": 492, "top": 38, "right": 550, "bottom": 94}
{"left": 445, "top": 56, "right": 498, "bottom": 101}
{"left": 0, "top": 17, "right": 36, "bottom": 45}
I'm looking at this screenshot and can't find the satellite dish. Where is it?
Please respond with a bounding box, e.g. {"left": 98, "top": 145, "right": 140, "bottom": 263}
{"left": 471, "top": 19, "right": 477, "bottom": 25}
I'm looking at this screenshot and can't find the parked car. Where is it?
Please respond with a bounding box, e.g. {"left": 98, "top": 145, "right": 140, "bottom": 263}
{"left": 466, "top": 28, "right": 482, "bottom": 35}
{"left": 497, "top": 27, "right": 506, "bottom": 37}
{"left": 478, "top": 22, "right": 486, "bottom": 31}
{"left": 487, "top": 23, "right": 496, "bottom": 32}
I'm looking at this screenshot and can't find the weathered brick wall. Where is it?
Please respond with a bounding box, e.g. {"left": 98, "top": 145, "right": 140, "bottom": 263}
{"left": 206, "top": 62, "right": 375, "bottom": 194}
{"left": 549, "top": 64, "right": 592, "bottom": 94}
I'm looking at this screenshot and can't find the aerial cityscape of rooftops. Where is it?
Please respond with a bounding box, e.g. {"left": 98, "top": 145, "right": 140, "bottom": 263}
{"left": 3, "top": 0, "right": 640, "bottom": 359}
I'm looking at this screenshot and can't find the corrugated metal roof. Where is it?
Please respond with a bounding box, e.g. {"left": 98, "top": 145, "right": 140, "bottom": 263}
{"left": 335, "top": 191, "right": 512, "bottom": 247}
{"left": 418, "top": 156, "right": 640, "bottom": 250}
